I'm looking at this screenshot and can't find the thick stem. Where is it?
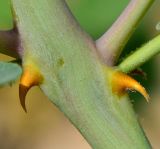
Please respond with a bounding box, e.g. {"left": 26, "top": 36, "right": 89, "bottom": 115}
{"left": 12, "top": 0, "right": 151, "bottom": 148}
{"left": 96, "top": 0, "right": 154, "bottom": 65}
{"left": 118, "top": 34, "right": 160, "bottom": 73}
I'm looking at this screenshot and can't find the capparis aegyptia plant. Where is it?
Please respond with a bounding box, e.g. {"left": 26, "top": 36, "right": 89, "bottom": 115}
{"left": 0, "top": 0, "right": 159, "bottom": 148}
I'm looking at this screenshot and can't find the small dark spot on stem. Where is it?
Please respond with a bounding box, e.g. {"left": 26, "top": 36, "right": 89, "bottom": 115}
{"left": 57, "top": 58, "right": 64, "bottom": 67}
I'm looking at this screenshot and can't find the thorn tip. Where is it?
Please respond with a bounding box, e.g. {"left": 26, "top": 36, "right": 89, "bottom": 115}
{"left": 111, "top": 71, "right": 150, "bottom": 102}
{"left": 19, "top": 84, "right": 28, "bottom": 112}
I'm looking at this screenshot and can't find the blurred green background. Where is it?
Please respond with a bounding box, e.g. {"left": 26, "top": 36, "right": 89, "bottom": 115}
{"left": 0, "top": 0, "right": 13, "bottom": 30}
{"left": 0, "top": 0, "right": 160, "bottom": 148}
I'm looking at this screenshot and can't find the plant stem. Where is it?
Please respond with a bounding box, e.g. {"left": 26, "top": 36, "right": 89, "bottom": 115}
{"left": 96, "top": 0, "right": 154, "bottom": 65}
{"left": 0, "top": 27, "right": 20, "bottom": 58}
{"left": 12, "top": 0, "right": 151, "bottom": 148}
{"left": 118, "top": 34, "right": 160, "bottom": 73}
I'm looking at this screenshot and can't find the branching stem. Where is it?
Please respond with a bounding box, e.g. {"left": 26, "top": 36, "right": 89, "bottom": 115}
{"left": 118, "top": 34, "right": 160, "bottom": 73}
{"left": 96, "top": 0, "right": 154, "bottom": 65}
{"left": 0, "top": 27, "right": 20, "bottom": 58}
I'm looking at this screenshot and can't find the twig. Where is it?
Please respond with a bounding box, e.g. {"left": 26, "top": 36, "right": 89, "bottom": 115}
{"left": 96, "top": 0, "right": 154, "bottom": 65}
{"left": 0, "top": 27, "right": 21, "bottom": 58}
{"left": 118, "top": 34, "right": 160, "bottom": 73}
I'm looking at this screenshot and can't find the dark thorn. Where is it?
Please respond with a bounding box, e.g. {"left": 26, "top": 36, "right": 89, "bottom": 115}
{"left": 19, "top": 84, "right": 29, "bottom": 113}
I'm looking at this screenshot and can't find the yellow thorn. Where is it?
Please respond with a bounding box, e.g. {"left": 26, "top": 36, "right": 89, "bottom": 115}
{"left": 111, "top": 71, "right": 150, "bottom": 102}
{"left": 19, "top": 65, "right": 43, "bottom": 112}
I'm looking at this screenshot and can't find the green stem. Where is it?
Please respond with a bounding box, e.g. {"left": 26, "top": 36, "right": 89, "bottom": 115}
{"left": 96, "top": 0, "right": 154, "bottom": 65}
{"left": 118, "top": 34, "right": 160, "bottom": 73}
{"left": 12, "top": 0, "right": 151, "bottom": 148}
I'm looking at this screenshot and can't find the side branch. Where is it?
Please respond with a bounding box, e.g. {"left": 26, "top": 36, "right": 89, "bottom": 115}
{"left": 118, "top": 34, "right": 160, "bottom": 73}
{"left": 96, "top": 0, "right": 154, "bottom": 65}
{"left": 0, "top": 27, "right": 20, "bottom": 58}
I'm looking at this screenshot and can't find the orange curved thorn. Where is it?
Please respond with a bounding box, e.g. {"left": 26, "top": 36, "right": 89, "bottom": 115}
{"left": 19, "top": 66, "right": 43, "bottom": 112}
{"left": 111, "top": 71, "right": 150, "bottom": 102}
